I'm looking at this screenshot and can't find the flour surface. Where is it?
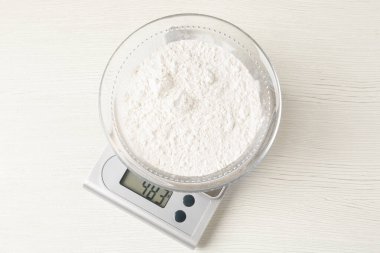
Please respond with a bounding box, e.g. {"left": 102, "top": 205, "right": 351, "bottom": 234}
{"left": 118, "top": 40, "right": 262, "bottom": 176}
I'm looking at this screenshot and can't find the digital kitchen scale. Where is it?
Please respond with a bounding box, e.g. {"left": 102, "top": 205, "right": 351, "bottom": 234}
{"left": 84, "top": 147, "right": 227, "bottom": 248}
{"left": 84, "top": 14, "right": 281, "bottom": 249}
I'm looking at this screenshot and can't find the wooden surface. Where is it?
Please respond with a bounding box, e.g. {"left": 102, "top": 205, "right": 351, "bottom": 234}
{"left": 1, "top": 1, "right": 380, "bottom": 252}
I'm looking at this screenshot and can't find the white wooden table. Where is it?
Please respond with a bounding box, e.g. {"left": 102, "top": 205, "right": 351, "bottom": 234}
{"left": 1, "top": 1, "right": 380, "bottom": 252}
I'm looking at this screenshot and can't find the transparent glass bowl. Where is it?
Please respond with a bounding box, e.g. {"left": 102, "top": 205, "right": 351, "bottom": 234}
{"left": 99, "top": 14, "right": 281, "bottom": 192}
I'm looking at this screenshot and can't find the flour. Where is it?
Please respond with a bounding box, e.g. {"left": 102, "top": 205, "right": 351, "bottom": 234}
{"left": 118, "top": 40, "right": 262, "bottom": 177}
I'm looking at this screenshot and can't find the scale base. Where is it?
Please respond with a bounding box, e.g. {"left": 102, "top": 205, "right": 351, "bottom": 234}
{"left": 84, "top": 148, "right": 227, "bottom": 248}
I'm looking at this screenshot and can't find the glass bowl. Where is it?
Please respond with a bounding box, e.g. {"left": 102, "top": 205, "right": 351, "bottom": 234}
{"left": 99, "top": 13, "right": 281, "bottom": 192}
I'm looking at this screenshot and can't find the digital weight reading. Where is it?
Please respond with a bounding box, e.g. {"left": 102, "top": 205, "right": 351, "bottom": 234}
{"left": 120, "top": 170, "right": 173, "bottom": 208}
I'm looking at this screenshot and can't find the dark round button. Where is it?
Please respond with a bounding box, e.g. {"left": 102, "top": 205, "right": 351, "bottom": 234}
{"left": 183, "top": 195, "right": 195, "bottom": 207}
{"left": 174, "top": 210, "right": 186, "bottom": 223}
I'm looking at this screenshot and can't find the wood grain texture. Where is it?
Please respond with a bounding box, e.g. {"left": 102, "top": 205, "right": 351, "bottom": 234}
{"left": 0, "top": 0, "right": 379, "bottom": 252}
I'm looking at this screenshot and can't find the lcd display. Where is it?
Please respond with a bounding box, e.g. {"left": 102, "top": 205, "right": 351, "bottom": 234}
{"left": 120, "top": 170, "right": 172, "bottom": 208}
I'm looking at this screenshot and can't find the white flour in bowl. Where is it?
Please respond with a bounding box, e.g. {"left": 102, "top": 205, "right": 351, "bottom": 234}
{"left": 118, "top": 40, "right": 262, "bottom": 177}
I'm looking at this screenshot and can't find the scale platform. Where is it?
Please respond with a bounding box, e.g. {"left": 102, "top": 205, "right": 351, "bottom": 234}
{"left": 84, "top": 148, "right": 227, "bottom": 248}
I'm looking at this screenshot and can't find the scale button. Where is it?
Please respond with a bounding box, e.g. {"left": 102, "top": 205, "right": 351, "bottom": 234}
{"left": 174, "top": 210, "right": 186, "bottom": 223}
{"left": 183, "top": 195, "right": 195, "bottom": 207}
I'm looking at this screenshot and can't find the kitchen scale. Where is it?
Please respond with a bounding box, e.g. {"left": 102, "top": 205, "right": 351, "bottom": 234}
{"left": 84, "top": 147, "right": 227, "bottom": 248}
{"left": 84, "top": 14, "right": 281, "bottom": 248}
